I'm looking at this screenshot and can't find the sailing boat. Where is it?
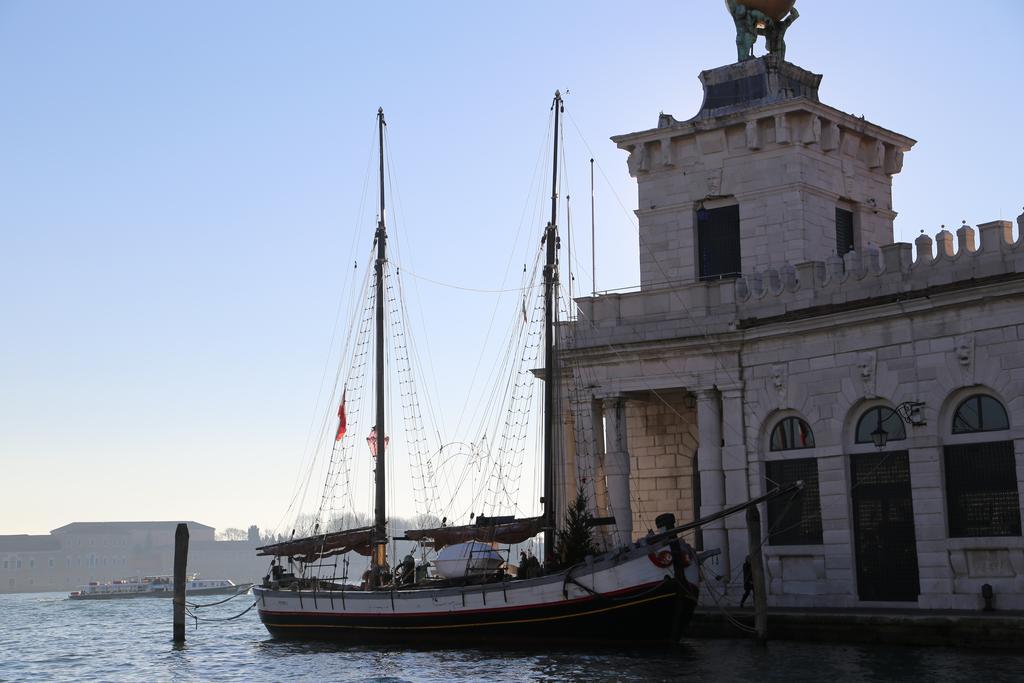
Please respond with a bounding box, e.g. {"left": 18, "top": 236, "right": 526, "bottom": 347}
{"left": 252, "top": 96, "right": 702, "bottom": 644}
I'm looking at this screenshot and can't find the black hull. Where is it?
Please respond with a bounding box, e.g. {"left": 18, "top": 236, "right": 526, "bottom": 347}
{"left": 258, "top": 582, "right": 696, "bottom": 644}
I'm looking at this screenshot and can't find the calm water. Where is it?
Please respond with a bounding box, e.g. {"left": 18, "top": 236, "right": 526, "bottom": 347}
{"left": 0, "top": 592, "right": 1021, "bottom": 682}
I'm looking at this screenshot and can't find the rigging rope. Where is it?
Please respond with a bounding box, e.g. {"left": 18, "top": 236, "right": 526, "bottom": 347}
{"left": 394, "top": 265, "right": 541, "bottom": 293}
{"left": 184, "top": 586, "right": 252, "bottom": 609}
{"left": 184, "top": 600, "right": 258, "bottom": 627}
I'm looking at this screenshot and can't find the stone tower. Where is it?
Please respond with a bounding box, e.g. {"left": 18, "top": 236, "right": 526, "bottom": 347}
{"left": 612, "top": 56, "right": 916, "bottom": 288}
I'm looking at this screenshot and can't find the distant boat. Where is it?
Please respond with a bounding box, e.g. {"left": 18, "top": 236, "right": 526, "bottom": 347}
{"left": 68, "top": 574, "right": 251, "bottom": 600}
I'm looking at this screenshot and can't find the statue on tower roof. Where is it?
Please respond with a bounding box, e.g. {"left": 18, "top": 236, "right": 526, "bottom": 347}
{"left": 725, "top": 0, "right": 799, "bottom": 62}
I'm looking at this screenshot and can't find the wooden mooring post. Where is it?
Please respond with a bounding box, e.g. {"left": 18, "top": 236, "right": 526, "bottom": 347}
{"left": 173, "top": 523, "right": 189, "bottom": 643}
{"left": 745, "top": 505, "right": 768, "bottom": 644}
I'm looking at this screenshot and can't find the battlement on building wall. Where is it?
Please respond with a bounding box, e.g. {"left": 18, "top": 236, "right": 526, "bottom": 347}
{"left": 571, "top": 215, "right": 1024, "bottom": 348}
{"left": 734, "top": 217, "right": 1024, "bottom": 321}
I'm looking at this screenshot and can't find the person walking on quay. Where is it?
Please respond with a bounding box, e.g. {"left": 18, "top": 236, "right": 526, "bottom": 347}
{"left": 739, "top": 556, "right": 754, "bottom": 607}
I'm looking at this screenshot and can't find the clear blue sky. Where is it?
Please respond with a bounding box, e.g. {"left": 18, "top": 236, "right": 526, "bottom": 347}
{"left": 1, "top": 1, "right": 1021, "bottom": 536}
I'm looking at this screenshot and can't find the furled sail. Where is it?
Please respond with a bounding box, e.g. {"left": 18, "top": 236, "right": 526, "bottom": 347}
{"left": 256, "top": 526, "right": 373, "bottom": 562}
{"left": 403, "top": 516, "right": 544, "bottom": 550}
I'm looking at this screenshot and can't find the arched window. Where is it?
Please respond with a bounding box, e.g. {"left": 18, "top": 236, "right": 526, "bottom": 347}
{"left": 945, "top": 393, "right": 1019, "bottom": 537}
{"left": 855, "top": 406, "right": 906, "bottom": 444}
{"left": 765, "top": 416, "right": 822, "bottom": 546}
{"left": 770, "top": 417, "right": 815, "bottom": 451}
{"left": 952, "top": 395, "right": 1010, "bottom": 434}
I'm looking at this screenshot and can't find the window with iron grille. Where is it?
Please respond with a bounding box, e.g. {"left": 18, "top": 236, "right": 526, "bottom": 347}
{"left": 836, "top": 207, "right": 854, "bottom": 256}
{"left": 697, "top": 204, "right": 741, "bottom": 281}
{"left": 850, "top": 450, "right": 920, "bottom": 601}
{"left": 944, "top": 441, "right": 1021, "bottom": 537}
{"left": 766, "top": 458, "right": 823, "bottom": 545}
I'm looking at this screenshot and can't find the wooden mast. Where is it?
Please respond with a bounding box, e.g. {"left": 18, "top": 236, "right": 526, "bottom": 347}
{"left": 543, "top": 91, "right": 561, "bottom": 565}
{"left": 371, "top": 107, "right": 388, "bottom": 587}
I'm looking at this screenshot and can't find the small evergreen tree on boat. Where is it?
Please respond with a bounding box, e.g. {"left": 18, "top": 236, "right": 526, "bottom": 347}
{"left": 555, "top": 487, "right": 598, "bottom": 567}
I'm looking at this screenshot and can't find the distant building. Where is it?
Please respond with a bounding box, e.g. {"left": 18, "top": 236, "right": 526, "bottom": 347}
{"left": 0, "top": 521, "right": 267, "bottom": 594}
{"left": 562, "top": 55, "right": 1023, "bottom": 610}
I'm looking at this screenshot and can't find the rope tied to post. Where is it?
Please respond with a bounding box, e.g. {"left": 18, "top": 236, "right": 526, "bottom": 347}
{"left": 185, "top": 585, "right": 253, "bottom": 609}
{"left": 184, "top": 600, "right": 259, "bottom": 630}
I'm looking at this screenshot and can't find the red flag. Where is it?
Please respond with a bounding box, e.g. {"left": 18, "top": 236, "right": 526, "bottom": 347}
{"left": 366, "top": 427, "right": 389, "bottom": 458}
{"left": 335, "top": 391, "right": 347, "bottom": 442}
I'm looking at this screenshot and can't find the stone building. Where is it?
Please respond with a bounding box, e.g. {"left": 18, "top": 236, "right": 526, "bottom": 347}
{"left": 561, "top": 55, "right": 1024, "bottom": 610}
{"left": 0, "top": 521, "right": 267, "bottom": 594}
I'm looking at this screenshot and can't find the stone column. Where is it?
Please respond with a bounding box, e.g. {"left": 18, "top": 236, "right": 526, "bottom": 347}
{"left": 696, "top": 388, "right": 729, "bottom": 574}
{"left": 721, "top": 386, "right": 749, "bottom": 584}
{"left": 602, "top": 396, "right": 633, "bottom": 547}
{"left": 908, "top": 444, "right": 953, "bottom": 609}
{"left": 591, "top": 399, "right": 611, "bottom": 549}
{"left": 569, "top": 398, "right": 599, "bottom": 513}
{"left": 562, "top": 407, "right": 578, "bottom": 530}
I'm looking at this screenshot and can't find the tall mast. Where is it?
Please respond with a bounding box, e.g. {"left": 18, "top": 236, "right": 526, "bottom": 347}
{"left": 372, "top": 107, "right": 388, "bottom": 585}
{"left": 590, "top": 157, "right": 596, "bottom": 296}
{"left": 543, "top": 91, "right": 561, "bottom": 565}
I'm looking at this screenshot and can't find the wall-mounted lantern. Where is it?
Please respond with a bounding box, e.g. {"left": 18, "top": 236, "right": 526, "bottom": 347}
{"left": 871, "top": 401, "right": 926, "bottom": 449}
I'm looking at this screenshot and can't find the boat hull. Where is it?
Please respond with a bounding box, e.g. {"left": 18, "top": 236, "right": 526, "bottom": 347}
{"left": 255, "top": 544, "right": 697, "bottom": 644}
{"left": 259, "top": 582, "right": 691, "bottom": 643}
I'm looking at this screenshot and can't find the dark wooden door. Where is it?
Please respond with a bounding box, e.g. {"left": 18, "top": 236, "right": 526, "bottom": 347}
{"left": 850, "top": 451, "right": 920, "bottom": 601}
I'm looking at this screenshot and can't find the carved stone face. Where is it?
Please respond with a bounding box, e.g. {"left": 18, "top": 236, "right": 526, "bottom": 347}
{"left": 857, "top": 356, "right": 873, "bottom": 379}
{"left": 770, "top": 365, "right": 785, "bottom": 390}
{"left": 955, "top": 336, "right": 973, "bottom": 366}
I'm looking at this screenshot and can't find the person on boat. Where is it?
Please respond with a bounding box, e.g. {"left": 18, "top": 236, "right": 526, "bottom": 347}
{"left": 264, "top": 559, "right": 281, "bottom": 588}
{"left": 397, "top": 552, "right": 415, "bottom": 586}
{"left": 518, "top": 550, "right": 540, "bottom": 579}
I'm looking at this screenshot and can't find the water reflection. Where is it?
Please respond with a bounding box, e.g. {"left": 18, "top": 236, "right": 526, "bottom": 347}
{"left": 4, "top": 593, "right": 1023, "bottom": 682}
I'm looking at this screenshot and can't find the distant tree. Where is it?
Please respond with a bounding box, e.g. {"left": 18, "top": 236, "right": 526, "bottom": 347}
{"left": 217, "top": 528, "right": 248, "bottom": 541}
{"left": 327, "top": 511, "right": 371, "bottom": 532}
{"left": 291, "top": 513, "right": 325, "bottom": 537}
{"left": 554, "top": 488, "right": 598, "bottom": 567}
{"left": 409, "top": 513, "right": 442, "bottom": 530}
